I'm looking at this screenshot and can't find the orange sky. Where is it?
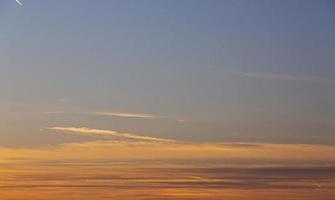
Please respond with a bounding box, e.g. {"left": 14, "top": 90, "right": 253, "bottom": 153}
{"left": 0, "top": 141, "right": 334, "bottom": 199}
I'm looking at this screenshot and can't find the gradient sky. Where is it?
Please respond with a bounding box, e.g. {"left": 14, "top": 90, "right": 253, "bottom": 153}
{"left": 0, "top": 1, "right": 335, "bottom": 199}
{"left": 1, "top": 0, "right": 335, "bottom": 146}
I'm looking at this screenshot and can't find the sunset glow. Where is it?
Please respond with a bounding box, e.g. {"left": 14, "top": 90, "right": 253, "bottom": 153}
{"left": 1, "top": 0, "right": 334, "bottom": 199}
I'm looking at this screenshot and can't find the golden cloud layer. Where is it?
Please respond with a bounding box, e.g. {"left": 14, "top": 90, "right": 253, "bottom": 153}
{"left": 1, "top": 140, "right": 334, "bottom": 165}
{"left": 0, "top": 141, "right": 334, "bottom": 199}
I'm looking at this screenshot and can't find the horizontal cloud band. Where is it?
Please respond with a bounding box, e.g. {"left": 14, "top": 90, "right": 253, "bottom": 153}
{"left": 47, "top": 127, "right": 175, "bottom": 143}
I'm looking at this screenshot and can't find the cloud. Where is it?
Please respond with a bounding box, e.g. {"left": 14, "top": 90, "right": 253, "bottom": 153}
{"left": 94, "top": 112, "right": 187, "bottom": 123}
{"left": 15, "top": 0, "right": 23, "bottom": 6}
{"left": 238, "top": 72, "right": 335, "bottom": 84}
{"left": 2, "top": 140, "right": 335, "bottom": 166}
{"left": 58, "top": 98, "right": 67, "bottom": 103}
{"left": 1, "top": 160, "right": 334, "bottom": 200}
{"left": 93, "top": 112, "right": 158, "bottom": 119}
{"left": 0, "top": 141, "right": 334, "bottom": 200}
{"left": 47, "top": 127, "right": 176, "bottom": 143}
{"left": 41, "top": 111, "right": 66, "bottom": 114}
{"left": 42, "top": 111, "right": 187, "bottom": 123}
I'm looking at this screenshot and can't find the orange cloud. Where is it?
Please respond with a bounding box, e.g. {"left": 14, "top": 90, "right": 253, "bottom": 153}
{"left": 1, "top": 141, "right": 335, "bottom": 166}
{"left": 1, "top": 141, "right": 334, "bottom": 199}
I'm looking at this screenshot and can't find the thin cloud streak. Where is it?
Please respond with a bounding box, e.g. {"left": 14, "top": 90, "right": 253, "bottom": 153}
{"left": 238, "top": 72, "right": 335, "bottom": 84}
{"left": 15, "top": 0, "right": 23, "bottom": 6}
{"left": 93, "top": 112, "right": 187, "bottom": 123}
{"left": 2, "top": 140, "right": 335, "bottom": 165}
{"left": 93, "top": 112, "right": 158, "bottom": 119}
{"left": 47, "top": 127, "right": 176, "bottom": 143}
{"left": 42, "top": 111, "right": 187, "bottom": 122}
{"left": 41, "top": 111, "right": 67, "bottom": 114}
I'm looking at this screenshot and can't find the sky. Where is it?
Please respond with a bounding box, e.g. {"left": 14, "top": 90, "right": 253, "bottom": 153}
{"left": 0, "top": 0, "right": 335, "bottom": 199}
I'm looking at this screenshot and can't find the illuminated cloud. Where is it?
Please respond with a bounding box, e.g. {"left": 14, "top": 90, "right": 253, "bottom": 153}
{"left": 93, "top": 112, "right": 158, "bottom": 119}
{"left": 0, "top": 140, "right": 334, "bottom": 199}
{"left": 47, "top": 127, "right": 176, "bottom": 143}
{"left": 0, "top": 160, "right": 333, "bottom": 200}
{"left": 1, "top": 140, "right": 335, "bottom": 165}
{"left": 15, "top": 0, "right": 23, "bottom": 6}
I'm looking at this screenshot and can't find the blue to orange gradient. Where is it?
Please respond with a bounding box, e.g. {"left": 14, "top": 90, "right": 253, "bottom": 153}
{"left": 1, "top": 0, "right": 335, "bottom": 199}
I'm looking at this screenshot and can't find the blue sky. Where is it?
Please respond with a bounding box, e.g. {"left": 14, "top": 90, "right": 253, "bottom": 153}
{"left": 0, "top": 0, "right": 335, "bottom": 146}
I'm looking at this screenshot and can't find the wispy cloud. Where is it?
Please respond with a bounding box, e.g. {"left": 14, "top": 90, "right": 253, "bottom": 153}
{"left": 1, "top": 140, "right": 335, "bottom": 166}
{"left": 47, "top": 127, "right": 176, "bottom": 143}
{"left": 238, "top": 72, "right": 335, "bottom": 84}
{"left": 41, "top": 111, "right": 67, "bottom": 114}
{"left": 15, "top": 0, "right": 23, "bottom": 6}
{"left": 93, "top": 112, "right": 158, "bottom": 119}
{"left": 93, "top": 112, "right": 187, "bottom": 123}
{"left": 42, "top": 111, "right": 187, "bottom": 122}
{"left": 58, "top": 98, "right": 67, "bottom": 103}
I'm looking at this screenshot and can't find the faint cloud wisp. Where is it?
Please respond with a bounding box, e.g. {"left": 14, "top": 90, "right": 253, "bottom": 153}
{"left": 238, "top": 72, "right": 335, "bottom": 84}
